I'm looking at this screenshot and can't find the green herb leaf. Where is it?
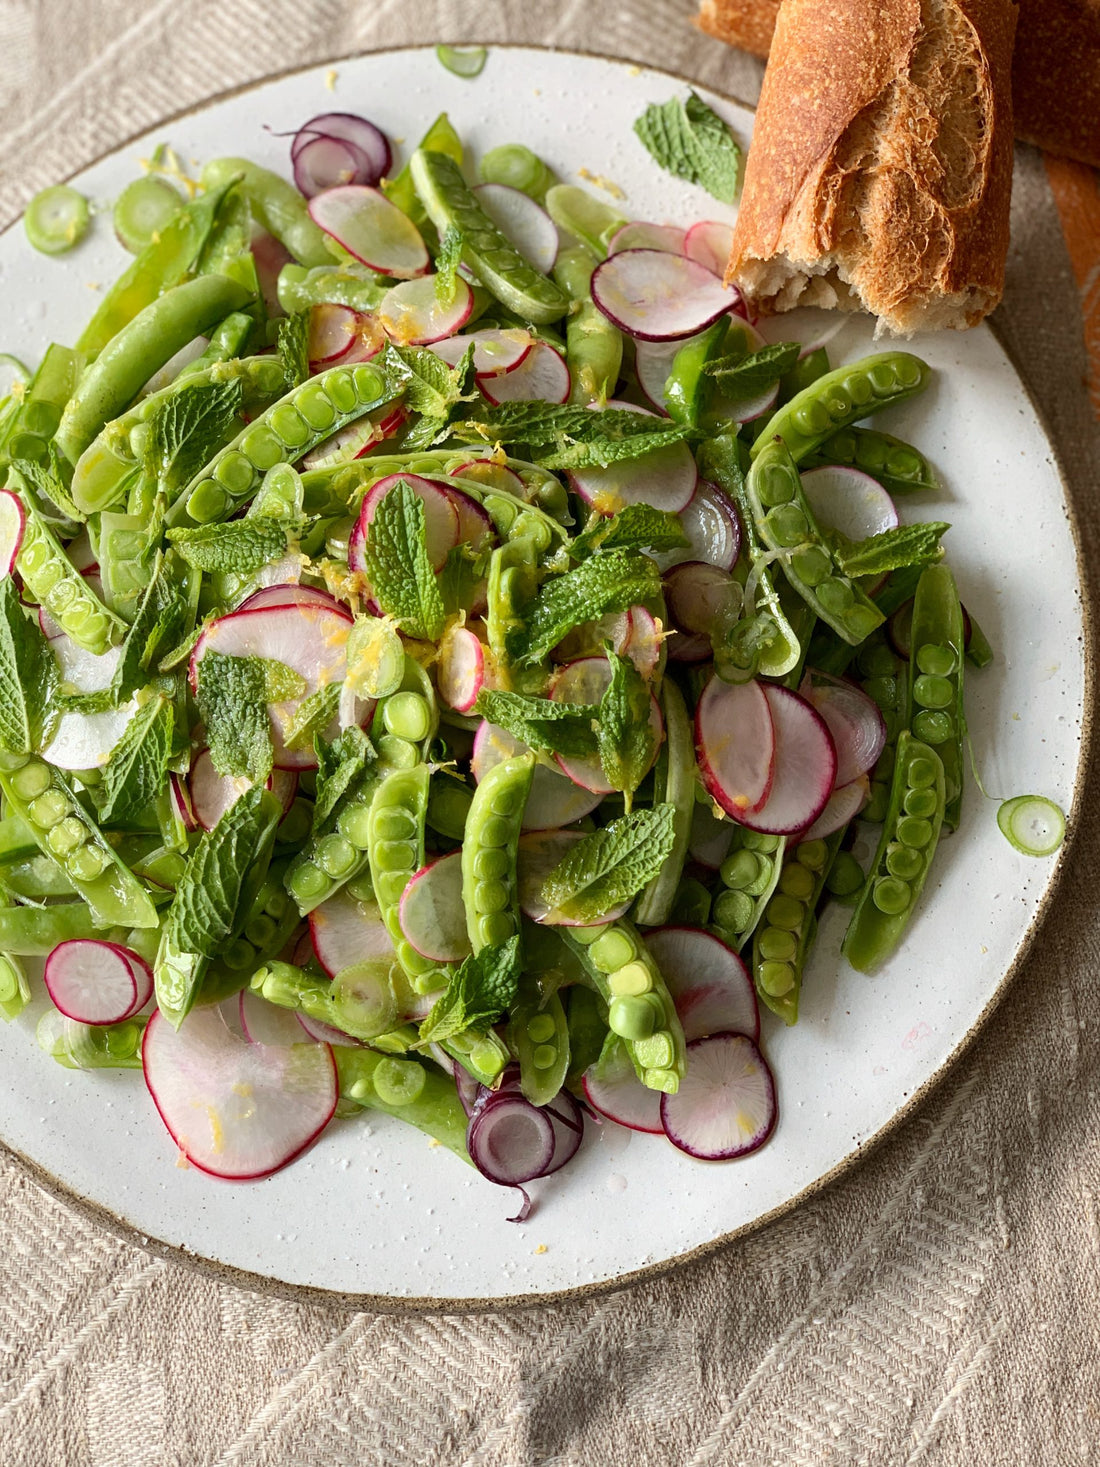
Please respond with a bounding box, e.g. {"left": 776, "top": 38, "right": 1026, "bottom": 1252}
{"left": 453, "top": 402, "right": 690, "bottom": 469}
{"left": 705, "top": 341, "right": 801, "bottom": 393}
{"left": 97, "top": 694, "right": 173, "bottom": 824}
{"left": 360, "top": 479, "right": 446, "bottom": 641}
{"left": 834, "top": 521, "right": 950, "bottom": 578}
{"left": 382, "top": 340, "right": 476, "bottom": 421}
{"left": 277, "top": 310, "right": 311, "bottom": 390}
{"left": 474, "top": 689, "right": 599, "bottom": 759}
{"left": 597, "top": 650, "right": 656, "bottom": 811}
{"left": 435, "top": 225, "right": 464, "bottom": 303}
{"left": 313, "top": 725, "right": 375, "bottom": 833}
{"left": 438, "top": 540, "right": 492, "bottom": 618}
{"left": 539, "top": 805, "right": 676, "bottom": 922}
{"left": 0, "top": 577, "right": 58, "bottom": 756}
{"left": 634, "top": 91, "right": 743, "bottom": 204}
{"left": 517, "top": 549, "right": 663, "bottom": 665}
{"left": 195, "top": 650, "right": 304, "bottom": 783}
{"left": 146, "top": 378, "right": 243, "bottom": 493}
{"left": 572, "top": 502, "right": 690, "bottom": 559}
{"left": 11, "top": 450, "right": 84, "bottom": 526}
{"left": 110, "top": 553, "right": 191, "bottom": 706}
{"left": 167, "top": 516, "right": 298, "bottom": 574}
{"left": 419, "top": 935, "right": 521, "bottom": 1044}
{"left": 283, "top": 681, "right": 341, "bottom": 752}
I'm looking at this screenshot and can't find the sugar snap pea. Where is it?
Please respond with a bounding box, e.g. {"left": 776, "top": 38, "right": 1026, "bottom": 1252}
{"left": 479, "top": 143, "right": 556, "bottom": 203}
{"left": 461, "top": 753, "right": 533, "bottom": 953}
{"left": 804, "top": 425, "right": 939, "bottom": 495}
{"left": 276, "top": 263, "right": 387, "bottom": 316}
{"left": 368, "top": 762, "right": 451, "bottom": 994}
{"left": 0, "top": 344, "right": 79, "bottom": 471}
{"left": 37, "top": 1010, "right": 146, "bottom": 1070}
{"left": 552, "top": 245, "right": 623, "bottom": 407}
{"left": 852, "top": 632, "right": 907, "bottom": 822}
{"left": 508, "top": 969, "right": 570, "bottom": 1106}
{"left": 384, "top": 112, "right": 463, "bottom": 224}
{"left": 907, "top": 564, "right": 966, "bottom": 830}
{"left": 711, "top": 827, "right": 787, "bottom": 952}
{"left": 545, "top": 185, "right": 627, "bottom": 257}
{"left": 334, "top": 1045, "right": 471, "bottom": 1159}
{"left": 201, "top": 157, "right": 333, "bottom": 268}
{"left": 0, "top": 900, "right": 108, "bottom": 954}
{"left": 752, "top": 831, "right": 843, "bottom": 1024}
{"left": 634, "top": 680, "right": 693, "bottom": 927}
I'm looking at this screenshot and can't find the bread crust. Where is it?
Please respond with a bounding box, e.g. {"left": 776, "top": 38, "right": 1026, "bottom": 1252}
{"left": 727, "top": 0, "right": 1018, "bottom": 333}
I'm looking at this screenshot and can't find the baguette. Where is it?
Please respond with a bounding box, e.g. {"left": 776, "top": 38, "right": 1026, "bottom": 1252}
{"left": 727, "top": 0, "right": 1018, "bottom": 334}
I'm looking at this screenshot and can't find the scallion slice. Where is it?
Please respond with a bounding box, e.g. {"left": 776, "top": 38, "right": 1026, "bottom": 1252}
{"left": 24, "top": 185, "right": 91, "bottom": 255}
{"left": 436, "top": 44, "right": 488, "bottom": 79}
{"left": 997, "top": 795, "right": 1066, "bottom": 857}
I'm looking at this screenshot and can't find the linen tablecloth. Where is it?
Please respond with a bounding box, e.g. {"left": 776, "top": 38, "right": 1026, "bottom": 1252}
{"left": 1, "top": 3, "right": 1098, "bottom": 1462}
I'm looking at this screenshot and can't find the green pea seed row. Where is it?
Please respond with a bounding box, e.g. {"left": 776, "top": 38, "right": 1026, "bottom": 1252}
{"left": 906, "top": 564, "right": 966, "bottom": 831}
{"left": 461, "top": 753, "right": 534, "bottom": 953}
{"left": 752, "top": 832, "right": 844, "bottom": 1024}
{"left": 508, "top": 970, "right": 570, "bottom": 1106}
{"left": 804, "top": 426, "right": 939, "bottom": 494}
{"left": 552, "top": 245, "right": 623, "bottom": 407}
{"left": 634, "top": 681, "right": 693, "bottom": 927}
{"left": 710, "top": 827, "right": 787, "bottom": 952}
{"left": 854, "top": 632, "right": 908, "bottom": 823}
{"left": 334, "top": 1045, "right": 471, "bottom": 1159}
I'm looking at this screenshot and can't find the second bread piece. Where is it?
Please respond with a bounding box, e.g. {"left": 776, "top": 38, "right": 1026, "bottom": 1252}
{"left": 727, "top": 0, "right": 1018, "bottom": 334}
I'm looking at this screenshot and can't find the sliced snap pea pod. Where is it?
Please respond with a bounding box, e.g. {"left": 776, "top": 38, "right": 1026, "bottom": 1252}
{"left": 0, "top": 343, "right": 80, "bottom": 470}
{"left": 1, "top": 853, "right": 79, "bottom": 900}
{"left": 552, "top": 245, "right": 623, "bottom": 407}
{"left": 634, "top": 680, "right": 693, "bottom": 928}
{"left": 177, "top": 310, "right": 256, "bottom": 377}
{"left": 752, "top": 352, "right": 931, "bottom": 465}
{"left": 56, "top": 274, "right": 254, "bottom": 466}
{"left": 508, "top": 969, "right": 570, "bottom": 1107}
{"left": 0, "top": 952, "right": 31, "bottom": 1021}
{"left": 665, "top": 317, "right": 729, "bottom": 429}
{"left": 201, "top": 157, "right": 332, "bottom": 268}
{"left": 250, "top": 958, "right": 399, "bottom": 1042}
{"left": 965, "top": 612, "right": 994, "bottom": 670}
{"left": 804, "top": 425, "right": 939, "bottom": 495}
{"left": 198, "top": 859, "right": 301, "bottom": 1002}
{"left": 842, "top": 733, "right": 945, "bottom": 973}
{"left": 486, "top": 539, "right": 539, "bottom": 686}
{"left": 37, "top": 1010, "right": 146, "bottom": 1070}
{"left": 461, "top": 753, "right": 534, "bottom": 954}
{"left": 410, "top": 149, "right": 568, "bottom": 325}
{"left": 334, "top": 1045, "right": 471, "bottom": 1160}
{"left": 854, "top": 632, "right": 907, "bottom": 823}
{"left": 0, "top": 900, "right": 108, "bottom": 954}
{"left": 711, "top": 828, "right": 787, "bottom": 952}
{"left": 778, "top": 345, "right": 830, "bottom": 403}
{"left": 746, "top": 437, "right": 884, "bottom": 645}
{"left": 907, "top": 564, "right": 965, "bottom": 831}
{"left": 545, "top": 185, "right": 627, "bottom": 258}
{"left": 367, "top": 762, "right": 451, "bottom": 994}
{"left": 0, "top": 811, "right": 42, "bottom": 864}
{"left": 276, "top": 263, "right": 387, "bottom": 316}
{"left": 752, "top": 831, "right": 844, "bottom": 1024}
{"left": 479, "top": 143, "right": 556, "bottom": 204}
{"left": 0, "top": 760, "right": 158, "bottom": 929}
{"left": 560, "top": 920, "right": 686, "bottom": 1092}
{"left": 442, "top": 1025, "right": 511, "bottom": 1088}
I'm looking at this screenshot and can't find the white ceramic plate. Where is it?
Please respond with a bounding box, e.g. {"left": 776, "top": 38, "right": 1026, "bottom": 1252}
{"left": 0, "top": 46, "right": 1087, "bottom": 1306}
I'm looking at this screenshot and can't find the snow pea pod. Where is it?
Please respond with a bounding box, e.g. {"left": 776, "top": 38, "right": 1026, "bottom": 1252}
{"left": 38, "top": 1012, "right": 146, "bottom": 1070}
{"left": 0, "top": 344, "right": 79, "bottom": 470}
{"left": 276, "top": 263, "right": 387, "bottom": 316}
{"left": 634, "top": 680, "right": 693, "bottom": 927}
{"left": 480, "top": 143, "right": 556, "bottom": 204}
{"left": 804, "top": 425, "right": 938, "bottom": 495}
{"left": 55, "top": 274, "right": 254, "bottom": 466}
{"left": 250, "top": 957, "right": 399, "bottom": 1042}
{"left": 711, "top": 828, "right": 787, "bottom": 952}
{"left": 664, "top": 317, "right": 728, "bottom": 429}
{"left": 461, "top": 753, "right": 534, "bottom": 953}
{"left": 752, "top": 830, "right": 844, "bottom": 1024}
{"left": 200, "top": 158, "right": 332, "bottom": 268}
{"left": 552, "top": 245, "right": 623, "bottom": 407}
{"left": 752, "top": 352, "right": 931, "bottom": 465}
{"left": 906, "top": 563, "right": 966, "bottom": 830}
{"left": 367, "top": 762, "right": 450, "bottom": 994}
{"left": 335, "top": 1045, "right": 471, "bottom": 1160}
{"left": 177, "top": 311, "right": 256, "bottom": 377}
{"left": 746, "top": 437, "right": 884, "bottom": 645}
{"left": 842, "top": 732, "right": 945, "bottom": 973}
{"left": 564, "top": 983, "right": 609, "bottom": 1084}
{"left": 486, "top": 539, "right": 540, "bottom": 687}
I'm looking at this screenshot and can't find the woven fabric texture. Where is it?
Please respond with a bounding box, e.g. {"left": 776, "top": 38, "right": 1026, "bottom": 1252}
{"left": 0, "top": 3, "right": 1098, "bottom": 1464}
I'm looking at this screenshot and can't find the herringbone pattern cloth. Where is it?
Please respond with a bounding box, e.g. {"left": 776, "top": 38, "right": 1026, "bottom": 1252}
{"left": 0, "top": 3, "right": 1098, "bottom": 1464}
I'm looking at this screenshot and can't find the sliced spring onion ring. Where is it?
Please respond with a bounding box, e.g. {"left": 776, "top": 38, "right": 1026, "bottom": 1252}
{"left": 997, "top": 795, "right": 1066, "bottom": 857}
{"left": 436, "top": 44, "right": 488, "bottom": 78}
{"left": 113, "top": 175, "right": 183, "bottom": 254}
{"left": 24, "top": 185, "right": 91, "bottom": 255}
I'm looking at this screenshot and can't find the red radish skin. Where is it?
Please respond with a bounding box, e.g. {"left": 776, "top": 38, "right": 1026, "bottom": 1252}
{"left": 591, "top": 248, "right": 741, "bottom": 341}
{"left": 800, "top": 669, "right": 887, "bottom": 786}
{"left": 307, "top": 303, "right": 382, "bottom": 368}
{"left": 472, "top": 184, "right": 559, "bottom": 274}
{"left": 683, "top": 220, "right": 736, "bottom": 277}
{"left": 0, "top": 489, "right": 26, "bottom": 574}
{"left": 644, "top": 926, "right": 759, "bottom": 1043}
{"left": 800, "top": 466, "right": 899, "bottom": 544}
{"left": 478, "top": 342, "right": 571, "bottom": 405}
{"left": 142, "top": 1004, "right": 338, "bottom": 1181}
{"left": 399, "top": 853, "right": 473, "bottom": 962}
{"left": 378, "top": 275, "right": 474, "bottom": 345}
{"left": 309, "top": 891, "right": 394, "bottom": 978}
{"left": 169, "top": 772, "right": 197, "bottom": 833}
{"left": 44, "top": 940, "right": 143, "bottom": 1026}
{"left": 608, "top": 220, "right": 687, "bottom": 255}
{"left": 351, "top": 473, "right": 459, "bottom": 573}
{"left": 437, "top": 625, "right": 486, "bottom": 712}
{"left": 448, "top": 459, "right": 527, "bottom": 498}
{"left": 467, "top": 1094, "right": 556, "bottom": 1185}
{"left": 301, "top": 409, "right": 401, "bottom": 470}
{"left": 797, "top": 774, "right": 870, "bottom": 842}
{"left": 431, "top": 328, "right": 532, "bottom": 375}
{"left": 550, "top": 656, "right": 662, "bottom": 794}
{"left": 308, "top": 185, "right": 429, "bottom": 277}
{"left": 297, "top": 1013, "right": 364, "bottom": 1047}
{"left": 734, "top": 684, "right": 838, "bottom": 836}
{"left": 695, "top": 675, "right": 776, "bottom": 816}
{"left": 651, "top": 482, "right": 740, "bottom": 573}
{"left": 439, "top": 483, "right": 494, "bottom": 551}
{"left": 660, "top": 1033, "right": 777, "bottom": 1160}
{"left": 664, "top": 561, "right": 735, "bottom": 637}
{"left": 293, "top": 133, "right": 370, "bottom": 198}
{"left": 236, "top": 583, "right": 345, "bottom": 615}
{"left": 472, "top": 721, "right": 602, "bottom": 831}
{"left": 582, "top": 1043, "right": 664, "bottom": 1133}
{"left": 189, "top": 751, "right": 298, "bottom": 831}
{"left": 539, "top": 1092, "right": 585, "bottom": 1175}
{"left": 290, "top": 112, "right": 392, "bottom": 185}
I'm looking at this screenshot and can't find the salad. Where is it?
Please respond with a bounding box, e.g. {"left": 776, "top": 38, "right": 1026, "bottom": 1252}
{"left": 0, "top": 93, "right": 1003, "bottom": 1213}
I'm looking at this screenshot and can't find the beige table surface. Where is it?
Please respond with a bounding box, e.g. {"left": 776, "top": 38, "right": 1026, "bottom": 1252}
{"left": 1, "top": 2, "right": 1098, "bottom": 1463}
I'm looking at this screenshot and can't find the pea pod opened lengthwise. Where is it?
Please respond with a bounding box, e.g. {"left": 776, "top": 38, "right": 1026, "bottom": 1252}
{"left": 726, "top": 0, "right": 1018, "bottom": 333}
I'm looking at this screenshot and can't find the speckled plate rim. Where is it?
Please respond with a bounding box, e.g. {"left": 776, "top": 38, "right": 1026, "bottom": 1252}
{"left": 0, "top": 41, "right": 1092, "bottom": 1315}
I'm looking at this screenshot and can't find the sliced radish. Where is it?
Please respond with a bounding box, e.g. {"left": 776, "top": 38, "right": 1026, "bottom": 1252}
{"left": 569, "top": 401, "right": 697, "bottom": 515}
{"left": 308, "top": 891, "right": 393, "bottom": 978}
{"left": 437, "top": 625, "right": 486, "bottom": 713}
{"left": 800, "top": 668, "right": 887, "bottom": 786}
{"left": 478, "top": 341, "right": 570, "bottom": 405}
{"left": 189, "top": 751, "right": 298, "bottom": 831}
{"left": 644, "top": 926, "right": 759, "bottom": 1043}
{"left": 308, "top": 185, "right": 429, "bottom": 278}
{"left": 660, "top": 1033, "right": 777, "bottom": 1159}
{"left": 399, "top": 852, "right": 472, "bottom": 963}
{"left": 300, "top": 408, "right": 400, "bottom": 470}
{"left": 695, "top": 675, "right": 775, "bottom": 817}
{"left": 517, "top": 830, "right": 630, "bottom": 926}
{"left": 735, "top": 684, "right": 837, "bottom": 835}
{"left": 43, "top": 637, "right": 139, "bottom": 771}
{"left": 239, "top": 988, "right": 317, "bottom": 1047}
{"left": 552, "top": 608, "right": 633, "bottom": 665}
{"left": 142, "top": 1003, "right": 337, "bottom": 1180}
{"left": 664, "top": 561, "right": 733, "bottom": 637}
{"left": 431, "top": 328, "right": 532, "bottom": 375}
{"left": 713, "top": 376, "right": 780, "bottom": 426}
{"left": 351, "top": 473, "right": 459, "bottom": 574}
{"left": 651, "top": 481, "right": 740, "bottom": 572}
{"left": 293, "top": 133, "right": 369, "bottom": 199}
{"left": 755, "top": 306, "right": 846, "bottom": 356}
{"left": 467, "top": 1094, "right": 556, "bottom": 1186}
{"left": 550, "top": 656, "right": 661, "bottom": 794}
{"left": 291, "top": 112, "right": 392, "bottom": 186}
{"left": 297, "top": 1013, "right": 363, "bottom": 1047}
{"left": 800, "top": 466, "right": 899, "bottom": 544}
{"left": 448, "top": 459, "right": 527, "bottom": 499}
{"left": 44, "top": 939, "right": 146, "bottom": 1025}
{"left": 591, "top": 249, "right": 740, "bottom": 341}
{"left": 0, "top": 489, "right": 26, "bottom": 574}
{"left": 440, "top": 483, "right": 495, "bottom": 550}
{"left": 608, "top": 221, "right": 687, "bottom": 255}
{"left": 307, "top": 304, "right": 380, "bottom": 368}
{"left": 683, "top": 220, "right": 735, "bottom": 278}
{"left": 688, "top": 802, "right": 735, "bottom": 869}
{"left": 473, "top": 183, "right": 559, "bottom": 273}
{"left": 541, "top": 1091, "right": 585, "bottom": 1175}
{"left": 169, "top": 772, "right": 197, "bottom": 833}
{"left": 236, "top": 583, "right": 345, "bottom": 615}
{"left": 582, "top": 1041, "right": 663, "bottom": 1133}
{"left": 798, "top": 774, "right": 869, "bottom": 842}
{"left": 378, "top": 275, "right": 474, "bottom": 346}
{"left": 472, "top": 721, "right": 602, "bottom": 831}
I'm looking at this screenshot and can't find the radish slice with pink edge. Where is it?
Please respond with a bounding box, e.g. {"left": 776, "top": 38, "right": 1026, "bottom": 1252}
{"left": 798, "top": 773, "right": 870, "bottom": 842}
{"left": 664, "top": 560, "right": 734, "bottom": 637}
{"left": 517, "top": 831, "right": 630, "bottom": 926}
{"left": 800, "top": 667, "right": 887, "bottom": 786}
{"left": 582, "top": 1040, "right": 664, "bottom": 1133}
{"left": 308, "top": 185, "right": 429, "bottom": 277}
{"left": 755, "top": 306, "right": 847, "bottom": 357}
{"left": 44, "top": 939, "right": 148, "bottom": 1025}
{"left": 439, "top": 483, "right": 495, "bottom": 550}
{"left": 236, "top": 583, "right": 345, "bottom": 615}
{"left": 688, "top": 802, "right": 735, "bottom": 869}
{"left": 551, "top": 608, "right": 633, "bottom": 664}
{"left": 293, "top": 133, "right": 371, "bottom": 199}
{"left": 622, "top": 605, "right": 662, "bottom": 678}
{"left": 633, "top": 320, "right": 755, "bottom": 413}
{"left": 378, "top": 275, "right": 474, "bottom": 346}
{"left": 472, "top": 721, "right": 602, "bottom": 831}
{"left": 42, "top": 638, "right": 139, "bottom": 771}
{"left": 142, "top": 1003, "right": 338, "bottom": 1181}
{"left": 683, "top": 220, "right": 736, "bottom": 278}
{"left": 290, "top": 112, "right": 392, "bottom": 184}
{"left": 473, "top": 184, "right": 559, "bottom": 273}
{"left": 591, "top": 249, "right": 741, "bottom": 341}
{"left": 399, "top": 852, "right": 473, "bottom": 963}
{"left": 644, "top": 926, "right": 759, "bottom": 1043}
{"left": 437, "top": 625, "right": 486, "bottom": 713}
{"left": 660, "top": 1032, "right": 777, "bottom": 1159}
{"left": 478, "top": 342, "right": 570, "bottom": 405}
{"left": 650, "top": 481, "right": 741, "bottom": 573}
{"left": 569, "top": 401, "right": 697, "bottom": 514}
{"left": 307, "top": 304, "right": 382, "bottom": 368}
{"left": 800, "top": 466, "right": 899, "bottom": 543}
{"left": 350, "top": 473, "right": 459, "bottom": 573}
{"left": 609, "top": 221, "right": 687, "bottom": 256}
{"left": 540, "top": 1091, "right": 585, "bottom": 1175}
{"left": 189, "top": 750, "right": 298, "bottom": 831}
{"left": 695, "top": 675, "right": 776, "bottom": 817}
{"left": 550, "top": 656, "right": 662, "bottom": 794}
{"left": 430, "top": 328, "right": 533, "bottom": 375}
{"left": 169, "top": 772, "right": 197, "bottom": 833}
{"left": 300, "top": 406, "right": 404, "bottom": 470}
{"left": 0, "top": 489, "right": 25, "bottom": 573}
{"left": 734, "top": 683, "right": 838, "bottom": 835}
{"left": 297, "top": 1013, "right": 364, "bottom": 1047}
{"left": 239, "top": 988, "right": 318, "bottom": 1047}
{"left": 308, "top": 890, "right": 394, "bottom": 978}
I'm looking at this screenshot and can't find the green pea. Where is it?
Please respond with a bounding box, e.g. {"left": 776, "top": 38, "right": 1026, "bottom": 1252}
{"left": 844, "top": 372, "right": 874, "bottom": 407}
{"left": 885, "top": 843, "right": 924, "bottom": 881}
{"left": 213, "top": 450, "right": 256, "bottom": 495}
{"left": 868, "top": 362, "right": 898, "bottom": 395}
{"left": 913, "top": 673, "right": 953, "bottom": 710}
{"left": 268, "top": 403, "right": 310, "bottom": 448}
{"left": 817, "top": 578, "right": 855, "bottom": 615}
{"left": 863, "top": 676, "right": 898, "bottom": 711}
{"left": 897, "top": 816, "right": 932, "bottom": 849}
{"left": 345, "top": 871, "right": 375, "bottom": 903}
{"left": 720, "top": 849, "right": 761, "bottom": 891}
{"left": 872, "top": 876, "right": 910, "bottom": 915}
{"left": 478, "top": 912, "right": 514, "bottom": 946}
{"left": 11, "top": 762, "right": 52, "bottom": 801}
{"left": 908, "top": 757, "right": 938, "bottom": 790}
{"left": 607, "top": 960, "right": 652, "bottom": 997}
{"left": 373, "top": 1056, "right": 426, "bottom": 1106}
{"left": 757, "top": 463, "right": 795, "bottom": 507}
{"left": 479, "top": 815, "right": 512, "bottom": 849}
{"left": 794, "top": 400, "right": 831, "bottom": 435}
{"left": 67, "top": 844, "right": 108, "bottom": 881}
{"left": 372, "top": 806, "right": 416, "bottom": 842}
{"left": 912, "top": 709, "right": 953, "bottom": 744}
{"left": 796, "top": 839, "right": 828, "bottom": 871}
{"left": 290, "top": 862, "right": 329, "bottom": 903}
{"left": 244, "top": 914, "right": 277, "bottom": 948}
{"left": 28, "top": 789, "right": 70, "bottom": 829}
{"left": 473, "top": 881, "right": 508, "bottom": 915}
{"left": 239, "top": 424, "right": 285, "bottom": 471}
{"left": 325, "top": 371, "right": 357, "bottom": 413}
{"left": 373, "top": 839, "right": 412, "bottom": 873}
{"left": 590, "top": 928, "right": 636, "bottom": 972}
{"left": 353, "top": 365, "right": 385, "bottom": 400}
{"left": 826, "top": 850, "right": 865, "bottom": 897}
{"left": 336, "top": 804, "right": 374, "bottom": 850}
{"left": 713, "top": 889, "right": 753, "bottom": 931}
{"left": 526, "top": 1012, "right": 556, "bottom": 1044}
{"left": 634, "top": 1031, "right": 674, "bottom": 1070}
{"left": 317, "top": 834, "right": 357, "bottom": 878}
{"left": 741, "top": 831, "right": 781, "bottom": 854}
{"left": 759, "top": 926, "right": 797, "bottom": 961}
{"left": 903, "top": 788, "right": 939, "bottom": 819}
{"left": 847, "top": 606, "right": 883, "bottom": 640}
{"left": 767, "top": 504, "right": 809, "bottom": 547}
{"left": 765, "top": 894, "right": 804, "bottom": 931}
{"left": 779, "top": 863, "right": 816, "bottom": 901}
{"left": 791, "top": 545, "right": 831, "bottom": 586}
{"left": 376, "top": 735, "right": 419, "bottom": 770}
{"left": 294, "top": 384, "right": 337, "bottom": 431}
{"left": 46, "top": 817, "right": 85, "bottom": 857}
{"left": 472, "top": 846, "right": 509, "bottom": 882}
{"left": 916, "top": 642, "right": 956, "bottom": 676}
{"left": 531, "top": 1043, "right": 557, "bottom": 1069}
{"left": 382, "top": 692, "right": 431, "bottom": 743}
{"left": 186, "top": 480, "right": 231, "bottom": 523}
{"left": 860, "top": 642, "right": 898, "bottom": 678}
{"left": 760, "top": 960, "right": 795, "bottom": 996}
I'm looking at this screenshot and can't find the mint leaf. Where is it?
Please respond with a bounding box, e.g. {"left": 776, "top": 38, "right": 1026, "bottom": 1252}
{"left": 453, "top": 402, "right": 690, "bottom": 469}
{"left": 572, "top": 503, "right": 690, "bottom": 559}
{"left": 97, "top": 694, "right": 173, "bottom": 824}
{"left": 167, "top": 517, "right": 298, "bottom": 574}
{"left": 360, "top": 479, "right": 446, "bottom": 641}
{"left": 540, "top": 805, "right": 676, "bottom": 922}
{"left": 277, "top": 311, "right": 311, "bottom": 389}
{"left": 517, "top": 550, "right": 663, "bottom": 665}
{"left": 113, "top": 554, "right": 191, "bottom": 703}
{"left": 706, "top": 342, "right": 800, "bottom": 393}
{"left": 313, "top": 725, "right": 374, "bottom": 833}
{"left": 0, "top": 577, "right": 58, "bottom": 756}
{"left": 438, "top": 540, "right": 491, "bottom": 618}
{"left": 382, "top": 340, "right": 475, "bottom": 421}
{"left": 146, "top": 378, "right": 243, "bottom": 493}
{"left": 435, "top": 225, "right": 464, "bottom": 303}
{"left": 283, "top": 681, "right": 341, "bottom": 751}
{"left": 419, "top": 935, "right": 521, "bottom": 1044}
{"left": 12, "top": 450, "right": 83, "bottom": 526}
{"left": 597, "top": 650, "right": 656, "bottom": 811}
{"left": 834, "top": 521, "right": 950, "bottom": 578}
{"left": 634, "top": 91, "right": 743, "bottom": 204}
{"left": 474, "top": 690, "right": 599, "bottom": 759}
{"left": 195, "top": 650, "right": 304, "bottom": 783}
